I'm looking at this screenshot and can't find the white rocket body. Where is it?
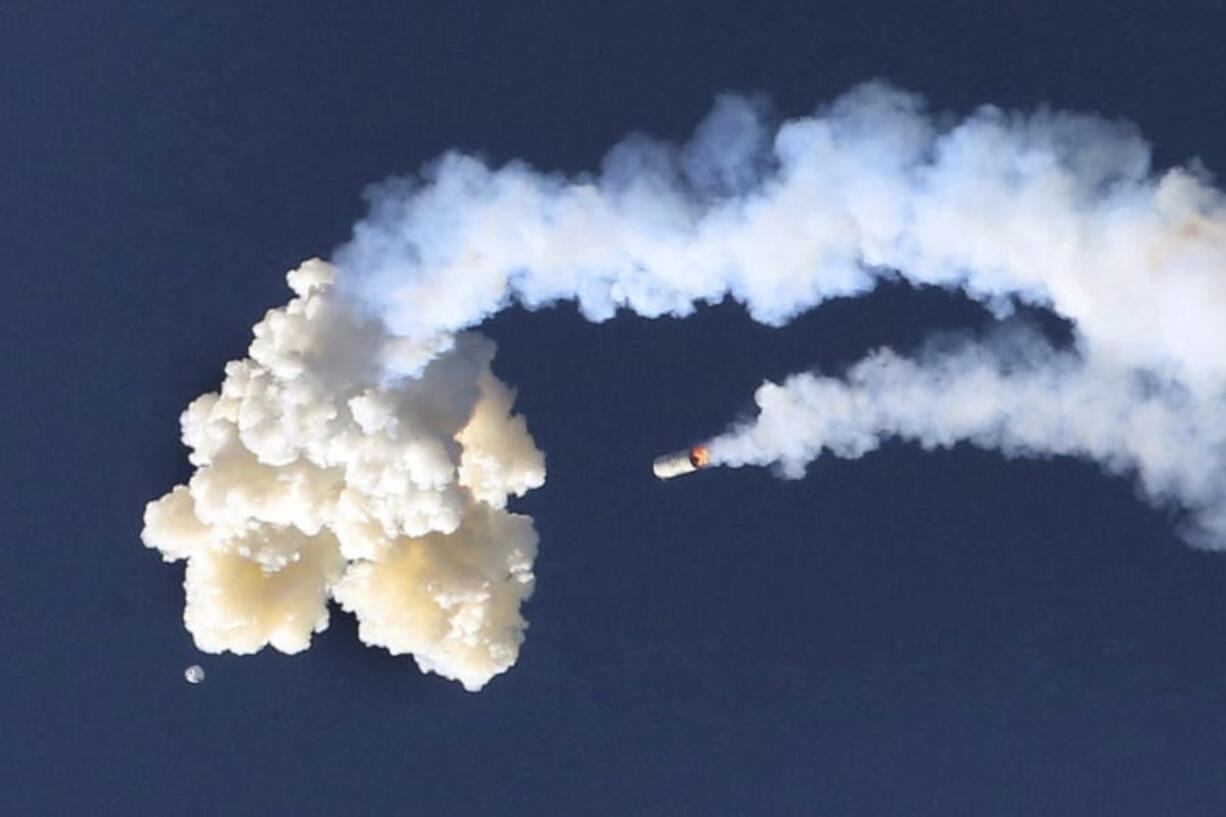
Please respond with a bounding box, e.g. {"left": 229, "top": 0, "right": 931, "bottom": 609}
{"left": 652, "top": 446, "right": 711, "bottom": 480}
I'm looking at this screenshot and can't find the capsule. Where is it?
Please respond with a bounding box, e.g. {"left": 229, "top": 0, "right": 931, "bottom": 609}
{"left": 652, "top": 445, "right": 711, "bottom": 480}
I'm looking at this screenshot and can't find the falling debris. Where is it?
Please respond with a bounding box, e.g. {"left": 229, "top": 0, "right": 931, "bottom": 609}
{"left": 147, "top": 82, "right": 1226, "bottom": 692}
{"left": 184, "top": 665, "right": 205, "bottom": 685}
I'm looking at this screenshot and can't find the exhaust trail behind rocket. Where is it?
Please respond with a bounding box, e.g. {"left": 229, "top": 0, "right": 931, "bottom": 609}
{"left": 652, "top": 445, "right": 711, "bottom": 480}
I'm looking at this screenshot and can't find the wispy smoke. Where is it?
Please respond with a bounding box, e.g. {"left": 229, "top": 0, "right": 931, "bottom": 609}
{"left": 145, "top": 83, "right": 1226, "bottom": 690}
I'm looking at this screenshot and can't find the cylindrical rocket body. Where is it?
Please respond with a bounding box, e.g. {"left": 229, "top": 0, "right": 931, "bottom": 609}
{"left": 652, "top": 446, "right": 711, "bottom": 480}
{"left": 653, "top": 450, "right": 697, "bottom": 479}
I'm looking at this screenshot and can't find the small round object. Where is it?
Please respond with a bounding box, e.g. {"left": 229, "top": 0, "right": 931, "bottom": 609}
{"left": 184, "top": 664, "right": 205, "bottom": 685}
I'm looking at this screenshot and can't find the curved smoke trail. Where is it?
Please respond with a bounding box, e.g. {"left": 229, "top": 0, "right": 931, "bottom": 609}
{"left": 144, "top": 83, "right": 1226, "bottom": 690}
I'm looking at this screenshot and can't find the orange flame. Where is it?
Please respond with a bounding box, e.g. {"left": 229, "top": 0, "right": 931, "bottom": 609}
{"left": 690, "top": 445, "right": 711, "bottom": 468}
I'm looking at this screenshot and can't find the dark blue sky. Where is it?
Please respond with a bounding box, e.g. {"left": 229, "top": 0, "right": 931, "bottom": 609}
{"left": 5, "top": 2, "right": 1226, "bottom": 814}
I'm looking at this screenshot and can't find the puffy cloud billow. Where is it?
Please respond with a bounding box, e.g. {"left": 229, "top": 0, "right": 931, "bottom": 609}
{"left": 145, "top": 262, "right": 544, "bottom": 690}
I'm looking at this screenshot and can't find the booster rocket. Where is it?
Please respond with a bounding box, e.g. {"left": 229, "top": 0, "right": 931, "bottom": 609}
{"left": 652, "top": 445, "right": 711, "bottom": 480}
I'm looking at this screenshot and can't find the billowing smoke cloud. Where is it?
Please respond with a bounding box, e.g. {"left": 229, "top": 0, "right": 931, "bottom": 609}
{"left": 146, "top": 82, "right": 1226, "bottom": 689}
{"left": 144, "top": 263, "right": 545, "bottom": 690}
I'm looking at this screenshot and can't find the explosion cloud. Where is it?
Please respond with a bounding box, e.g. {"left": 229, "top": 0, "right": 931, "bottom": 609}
{"left": 144, "top": 263, "right": 545, "bottom": 690}
{"left": 146, "top": 83, "right": 1226, "bottom": 690}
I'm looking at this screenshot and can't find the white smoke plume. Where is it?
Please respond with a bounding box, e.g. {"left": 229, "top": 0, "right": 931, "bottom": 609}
{"left": 708, "top": 327, "right": 1226, "bottom": 546}
{"left": 146, "top": 82, "right": 1226, "bottom": 689}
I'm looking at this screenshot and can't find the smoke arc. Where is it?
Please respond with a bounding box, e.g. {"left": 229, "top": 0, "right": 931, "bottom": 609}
{"left": 145, "top": 83, "right": 1226, "bottom": 690}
